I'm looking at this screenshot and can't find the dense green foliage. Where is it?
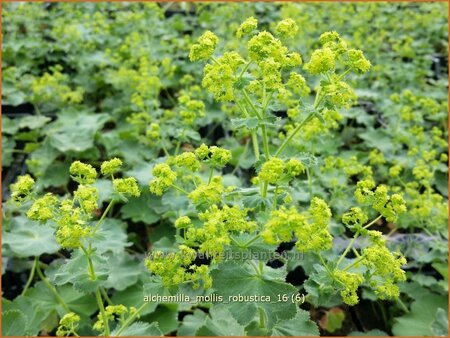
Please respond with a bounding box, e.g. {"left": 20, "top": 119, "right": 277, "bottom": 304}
{"left": 2, "top": 2, "right": 448, "bottom": 337}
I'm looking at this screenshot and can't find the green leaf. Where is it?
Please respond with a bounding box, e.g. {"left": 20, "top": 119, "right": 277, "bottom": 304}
{"left": 211, "top": 261, "right": 298, "bottom": 327}
{"left": 111, "top": 322, "right": 163, "bottom": 336}
{"left": 431, "top": 308, "right": 448, "bottom": 336}
{"left": 2, "top": 310, "right": 27, "bottom": 336}
{"left": 178, "top": 309, "right": 207, "bottom": 336}
{"left": 392, "top": 293, "right": 448, "bottom": 336}
{"left": 104, "top": 254, "right": 141, "bottom": 291}
{"left": 318, "top": 307, "right": 345, "bottom": 333}
{"left": 145, "top": 305, "right": 179, "bottom": 335}
{"left": 19, "top": 115, "right": 51, "bottom": 129}
{"left": 51, "top": 250, "right": 108, "bottom": 294}
{"left": 349, "top": 329, "right": 388, "bottom": 336}
{"left": 91, "top": 219, "right": 132, "bottom": 255}
{"left": 271, "top": 309, "right": 319, "bottom": 336}
{"left": 196, "top": 305, "right": 245, "bottom": 336}
{"left": 2, "top": 295, "right": 45, "bottom": 335}
{"left": 3, "top": 217, "right": 60, "bottom": 257}
{"left": 46, "top": 112, "right": 110, "bottom": 152}
{"left": 120, "top": 193, "right": 160, "bottom": 224}
{"left": 231, "top": 117, "right": 259, "bottom": 131}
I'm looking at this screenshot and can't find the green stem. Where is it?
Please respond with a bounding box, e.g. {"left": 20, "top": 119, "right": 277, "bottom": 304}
{"left": 242, "top": 234, "right": 261, "bottom": 248}
{"left": 96, "top": 289, "right": 110, "bottom": 336}
{"left": 21, "top": 256, "right": 38, "bottom": 296}
{"left": 101, "top": 287, "right": 113, "bottom": 305}
{"left": 242, "top": 89, "right": 262, "bottom": 119}
{"left": 318, "top": 253, "right": 333, "bottom": 276}
{"left": 93, "top": 200, "right": 115, "bottom": 234}
{"left": 251, "top": 132, "right": 260, "bottom": 161}
{"left": 336, "top": 232, "right": 360, "bottom": 268}
{"left": 342, "top": 256, "right": 365, "bottom": 272}
{"left": 258, "top": 307, "right": 267, "bottom": 329}
{"left": 208, "top": 167, "right": 214, "bottom": 184}
{"left": 115, "top": 302, "right": 149, "bottom": 336}
{"left": 274, "top": 111, "right": 315, "bottom": 157}
{"left": 272, "top": 186, "right": 278, "bottom": 211}
{"left": 261, "top": 181, "right": 268, "bottom": 198}
{"left": 172, "top": 184, "right": 189, "bottom": 195}
{"left": 306, "top": 167, "right": 313, "bottom": 200}
{"left": 397, "top": 298, "right": 410, "bottom": 313}
{"left": 261, "top": 124, "right": 270, "bottom": 159}
{"left": 363, "top": 214, "right": 383, "bottom": 229}
{"left": 36, "top": 263, "right": 70, "bottom": 312}
{"left": 238, "top": 61, "right": 252, "bottom": 81}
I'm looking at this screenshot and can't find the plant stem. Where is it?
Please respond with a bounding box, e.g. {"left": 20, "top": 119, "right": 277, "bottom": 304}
{"left": 258, "top": 307, "right": 267, "bottom": 329}
{"left": 242, "top": 89, "right": 262, "bottom": 119}
{"left": 242, "top": 234, "right": 261, "bottom": 247}
{"left": 172, "top": 184, "right": 189, "bottom": 195}
{"left": 342, "top": 256, "right": 365, "bottom": 272}
{"left": 101, "top": 287, "right": 113, "bottom": 305}
{"left": 306, "top": 167, "right": 313, "bottom": 200}
{"left": 397, "top": 298, "right": 410, "bottom": 313}
{"left": 318, "top": 253, "right": 333, "bottom": 276}
{"left": 251, "top": 132, "right": 260, "bottom": 161}
{"left": 21, "top": 256, "right": 38, "bottom": 296}
{"left": 208, "top": 167, "right": 214, "bottom": 184}
{"left": 336, "top": 232, "right": 360, "bottom": 268}
{"left": 274, "top": 111, "right": 315, "bottom": 157}
{"left": 363, "top": 214, "right": 383, "bottom": 229}
{"left": 93, "top": 200, "right": 115, "bottom": 234}
{"left": 272, "top": 186, "right": 278, "bottom": 211}
{"left": 96, "top": 289, "right": 110, "bottom": 336}
{"left": 115, "top": 302, "right": 149, "bottom": 336}
{"left": 36, "top": 262, "right": 70, "bottom": 312}
{"left": 261, "top": 124, "right": 270, "bottom": 158}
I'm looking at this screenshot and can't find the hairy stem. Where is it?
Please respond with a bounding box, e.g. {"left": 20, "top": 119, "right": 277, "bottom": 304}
{"left": 93, "top": 200, "right": 115, "bottom": 234}
{"left": 21, "top": 256, "right": 38, "bottom": 296}
{"left": 115, "top": 302, "right": 149, "bottom": 336}
{"left": 36, "top": 262, "right": 70, "bottom": 312}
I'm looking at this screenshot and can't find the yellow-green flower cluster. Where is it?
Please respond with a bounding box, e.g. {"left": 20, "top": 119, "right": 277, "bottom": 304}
{"left": 183, "top": 205, "right": 257, "bottom": 258}
{"left": 342, "top": 207, "right": 368, "bottom": 229}
{"left": 189, "top": 31, "right": 219, "bottom": 61}
{"left": 275, "top": 18, "right": 298, "bottom": 38}
{"left": 27, "top": 193, "right": 59, "bottom": 222}
{"left": 202, "top": 51, "right": 245, "bottom": 101}
{"left": 261, "top": 198, "right": 332, "bottom": 252}
{"left": 172, "top": 152, "right": 201, "bottom": 172}
{"left": 333, "top": 270, "right": 364, "bottom": 305}
{"left": 145, "top": 245, "right": 212, "bottom": 289}
{"left": 194, "top": 144, "right": 232, "bottom": 168}
{"left": 287, "top": 72, "right": 310, "bottom": 97}
{"left": 188, "top": 176, "right": 224, "bottom": 208}
{"left": 74, "top": 185, "right": 99, "bottom": 214}
{"left": 93, "top": 305, "right": 131, "bottom": 332}
{"left": 178, "top": 93, "right": 205, "bottom": 125}
{"left": 69, "top": 161, "right": 97, "bottom": 184}
{"left": 236, "top": 16, "right": 258, "bottom": 38}
{"left": 258, "top": 157, "right": 305, "bottom": 184}
{"left": 56, "top": 200, "right": 91, "bottom": 249}
{"left": 295, "top": 197, "right": 333, "bottom": 252}
{"left": 101, "top": 158, "right": 123, "bottom": 176}
{"left": 355, "top": 180, "right": 407, "bottom": 222}
{"left": 56, "top": 312, "right": 81, "bottom": 337}
{"left": 321, "top": 75, "right": 357, "bottom": 108}
{"left": 10, "top": 174, "right": 35, "bottom": 202}
{"left": 363, "top": 232, "right": 407, "bottom": 300}
{"left": 304, "top": 47, "right": 335, "bottom": 74}
{"left": 346, "top": 49, "right": 371, "bottom": 74}
{"left": 261, "top": 206, "right": 307, "bottom": 245}
{"left": 113, "top": 177, "right": 141, "bottom": 198}
{"left": 149, "top": 163, "right": 177, "bottom": 196}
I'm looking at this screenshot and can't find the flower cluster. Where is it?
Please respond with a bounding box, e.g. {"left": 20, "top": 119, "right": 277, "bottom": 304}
{"left": 149, "top": 163, "right": 177, "bottom": 196}
{"left": 56, "top": 312, "right": 81, "bottom": 337}
{"left": 258, "top": 157, "right": 305, "bottom": 184}
{"left": 355, "top": 179, "right": 407, "bottom": 222}
{"left": 194, "top": 144, "right": 232, "bottom": 168}
{"left": 275, "top": 18, "right": 298, "bottom": 38}
{"left": 93, "top": 305, "right": 137, "bottom": 332}
{"left": 69, "top": 161, "right": 97, "bottom": 184}
{"left": 10, "top": 174, "right": 35, "bottom": 202}
{"left": 145, "top": 245, "right": 212, "bottom": 289}
{"left": 333, "top": 270, "right": 364, "bottom": 306}
{"left": 113, "top": 177, "right": 141, "bottom": 198}
{"left": 189, "top": 31, "right": 219, "bottom": 61}
{"left": 188, "top": 176, "right": 224, "bottom": 208}
{"left": 181, "top": 204, "right": 257, "bottom": 259}
{"left": 261, "top": 198, "right": 333, "bottom": 252}
{"left": 236, "top": 16, "right": 258, "bottom": 38}
{"left": 101, "top": 157, "right": 123, "bottom": 176}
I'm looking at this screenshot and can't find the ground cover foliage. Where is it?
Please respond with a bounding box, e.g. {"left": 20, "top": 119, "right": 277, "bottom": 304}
{"left": 2, "top": 2, "right": 449, "bottom": 337}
